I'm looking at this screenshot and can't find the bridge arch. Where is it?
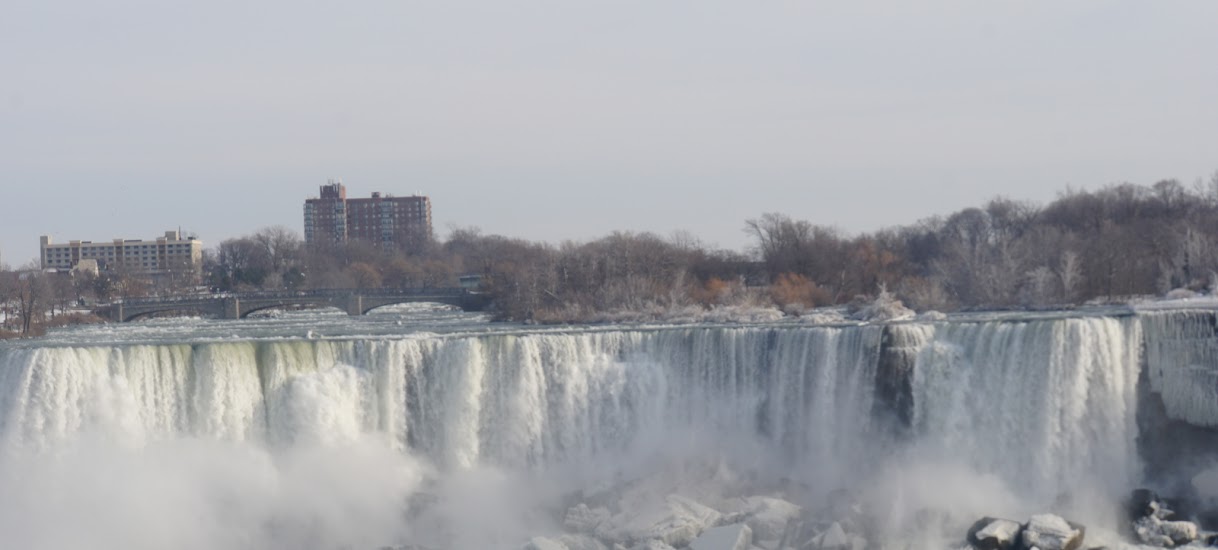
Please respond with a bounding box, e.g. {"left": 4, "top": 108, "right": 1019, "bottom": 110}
{"left": 360, "top": 299, "right": 466, "bottom": 316}
{"left": 102, "top": 288, "right": 491, "bottom": 322}
{"left": 122, "top": 305, "right": 221, "bottom": 323}
{"left": 238, "top": 299, "right": 345, "bottom": 319}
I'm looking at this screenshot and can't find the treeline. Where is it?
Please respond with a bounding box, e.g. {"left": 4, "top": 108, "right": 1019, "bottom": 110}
{"left": 0, "top": 266, "right": 101, "bottom": 337}
{"left": 8, "top": 174, "right": 1215, "bottom": 333}
{"left": 744, "top": 176, "right": 1218, "bottom": 312}
{"left": 202, "top": 226, "right": 762, "bottom": 321}
{"left": 198, "top": 174, "right": 1218, "bottom": 321}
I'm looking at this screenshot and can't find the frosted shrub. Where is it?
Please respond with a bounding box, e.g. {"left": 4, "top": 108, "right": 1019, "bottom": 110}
{"left": 1165, "top": 288, "right": 1198, "bottom": 300}
{"left": 850, "top": 286, "right": 915, "bottom": 322}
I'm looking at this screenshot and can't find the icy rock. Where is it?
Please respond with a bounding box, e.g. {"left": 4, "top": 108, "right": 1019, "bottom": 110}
{"left": 1019, "top": 514, "right": 1084, "bottom": 550}
{"left": 1133, "top": 516, "right": 1173, "bottom": 547}
{"left": 566, "top": 503, "right": 612, "bottom": 533}
{"left": 520, "top": 535, "right": 608, "bottom": 550}
{"left": 776, "top": 518, "right": 815, "bottom": 550}
{"left": 596, "top": 494, "right": 722, "bottom": 547}
{"left": 849, "top": 288, "right": 914, "bottom": 322}
{"left": 1129, "top": 489, "right": 1174, "bottom": 522}
{"left": 627, "top": 541, "right": 676, "bottom": 550}
{"left": 691, "top": 524, "right": 753, "bottom": 550}
{"left": 1133, "top": 514, "right": 1198, "bottom": 547}
{"left": 565, "top": 535, "right": 611, "bottom": 550}
{"left": 1159, "top": 520, "right": 1198, "bottom": 545}
{"left": 916, "top": 310, "right": 948, "bottom": 322}
{"left": 523, "top": 537, "right": 570, "bottom": 550}
{"left": 966, "top": 517, "right": 1022, "bottom": 550}
{"left": 816, "top": 522, "right": 851, "bottom": 550}
{"left": 731, "top": 496, "right": 802, "bottom": 541}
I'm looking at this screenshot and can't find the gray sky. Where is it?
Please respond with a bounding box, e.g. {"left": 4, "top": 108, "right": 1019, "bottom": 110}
{"left": 2, "top": 1, "right": 1215, "bottom": 265}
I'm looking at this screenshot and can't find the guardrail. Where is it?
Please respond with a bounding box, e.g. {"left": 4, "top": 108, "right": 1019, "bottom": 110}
{"left": 111, "top": 287, "right": 475, "bottom": 306}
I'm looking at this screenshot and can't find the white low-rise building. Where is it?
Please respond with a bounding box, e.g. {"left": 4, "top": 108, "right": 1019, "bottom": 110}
{"left": 40, "top": 230, "right": 203, "bottom": 278}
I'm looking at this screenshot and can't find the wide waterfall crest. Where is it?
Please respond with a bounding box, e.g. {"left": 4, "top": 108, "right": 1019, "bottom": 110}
{"left": 4, "top": 311, "right": 1218, "bottom": 549}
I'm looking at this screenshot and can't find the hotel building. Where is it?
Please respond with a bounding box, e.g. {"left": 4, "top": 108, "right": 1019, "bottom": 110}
{"left": 40, "top": 230, "right": 203, "bottom": 277}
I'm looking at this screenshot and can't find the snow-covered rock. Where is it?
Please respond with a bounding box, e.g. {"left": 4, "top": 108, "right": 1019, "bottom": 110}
{"left": 966, "top": 517, "right": 1022, "bottom": 550}
{"left": 1133, "top": 516, "right": 1171, "bottom": 547}
{"left": 628, "top": 541, "right": 676, "bottom": 550}
{"left": 776, "top": 518, "right": 815, "bottom": 550}
{"left": 522, "top": 534, "right": 608, "bottom": 550}
{"left": 566, "top": 503, "right": 612, "bottom": 534}
{"left": 849, "top": 287, "right": 915, "bottom": 322}
{"left": 1160, "top": 520, "right": 1199, "bottom": 545}
{"left": 727, "top": 496, "right": 802, "bottom": 542}
{"left": 1019, "top": 514, "right": 1084, "bottom": 550}
{"left": 816, "top": 522, "right": 851, "bottom": 550}
{"left": 690, "top": 524, "right": 753, "bottom": 550}
{"left": 1134, "top": 514, "right": 1199, "bottom": 547}
{"left": 523, "top": 537, "right": 570, "bottom": 550}
{"left": 595, "top": 494, "right": 722, "bottom": 547}
{"left": 1166, "top": 288, "right": 1199, "bottom": 300}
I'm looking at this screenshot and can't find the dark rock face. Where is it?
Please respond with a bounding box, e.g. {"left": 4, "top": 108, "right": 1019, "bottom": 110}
{"left": 871, "top": 326, "right": 920, "bottom": 439}
{"left": 1134, "top": 315, "right": 1218, "bottom": 532}
{"left": 1130, "top": 489, "right": 1164, "bottom": 522}
{"left": 1128, "top": 488, "right": 1201, "bottom": 547}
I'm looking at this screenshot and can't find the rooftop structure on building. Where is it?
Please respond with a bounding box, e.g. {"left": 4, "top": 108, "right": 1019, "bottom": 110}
{"left": 304, "top": 179, "right": 433, "bottom": 252}
{"left": 39, "top": 230, "right": 203, "bottom": 278}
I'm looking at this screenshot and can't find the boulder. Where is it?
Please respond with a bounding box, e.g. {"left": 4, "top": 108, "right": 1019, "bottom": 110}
{"left": 595, "top": 494, "right": 722, "bottom": 547}
{"left": 628, "top": 542, "right": 676, "bottom": 550}
{"left": 732, "top": 496, "right": 802, "bottom": 542}
{"left": 1019, "top": 514, "right": 1084, "bottom": 550}
{"left": 566, "top": 503, "right": 612, "bottom": 534}
{"left": 1129, "top": 489, "right": 1178, "bottom": 522}
{"left": 776, "top": 518, "right": 816, "bottom": 550}
{"left": 691, "top": 524, "right": 753, "bottom": 550}
{"left": 1133, "top": 516, "right": 1174, "bottom": 547}
{"left": 966, "top": 517, "right": 1022, "bottom": 550}
{"left": 816, "top": 522, "right": 851, "bottom": 550}
{"left": 523, "top": 537, "right": 570, "bottom": 550}
{"left": 1134, "top": 514, "right": 1199, "bottom": 547}
{"left": 1160, "top": 520, "right": 1199, "bottom": 545}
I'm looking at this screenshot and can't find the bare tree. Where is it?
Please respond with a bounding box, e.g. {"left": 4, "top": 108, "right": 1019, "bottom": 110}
{"left": 14, "top": 269, "right": 51, "bottom": 336}
{"left": 1058, "top": 251, "right": 1083, "bottom": 302}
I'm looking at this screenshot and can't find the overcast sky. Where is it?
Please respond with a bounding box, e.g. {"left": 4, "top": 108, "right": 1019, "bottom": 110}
{"left": 1, "top": 1, "right": 1215, "bottom": 265}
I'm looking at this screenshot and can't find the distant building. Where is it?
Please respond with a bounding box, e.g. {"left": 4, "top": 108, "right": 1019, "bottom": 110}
{"left": 39, "top": 230, "right": 203, "bottom": 278}
{"left": 303, "top": 180, "right": 433, "bottom": 252}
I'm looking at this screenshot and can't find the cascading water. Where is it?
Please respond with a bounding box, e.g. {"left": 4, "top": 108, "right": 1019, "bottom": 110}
{"left": 908, "top": 317, "right": 1142, "bottom": 508}
{"left": 0, "top": 327, "right": 884, "bottom": 476}
{"left": 1141, "top": 310, "right": 1218, "bottom": 427}
{"left": 0, "top": 309, "right": 1214, "bottom": 549}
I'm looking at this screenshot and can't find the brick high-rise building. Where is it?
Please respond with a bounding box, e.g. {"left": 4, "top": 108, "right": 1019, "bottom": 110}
{"left": 303, "top": 180, "right": 433, "bottom": 252}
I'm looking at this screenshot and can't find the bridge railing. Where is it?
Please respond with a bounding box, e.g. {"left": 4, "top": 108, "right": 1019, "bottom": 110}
{"left": 112, "top": 287, "right": 477, "bottom": 306}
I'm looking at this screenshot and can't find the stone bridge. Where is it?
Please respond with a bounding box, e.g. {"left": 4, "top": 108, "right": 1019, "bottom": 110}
{"left": 100, "top": 288, "right": 491, "bottom": 322}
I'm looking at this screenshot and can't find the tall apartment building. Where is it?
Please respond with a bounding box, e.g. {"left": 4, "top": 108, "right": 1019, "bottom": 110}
{"left": 303, "top": 181, "right": 433, "bottom": 251}
{"left": 39, "top": 230, "right": 203, "bottom": 278}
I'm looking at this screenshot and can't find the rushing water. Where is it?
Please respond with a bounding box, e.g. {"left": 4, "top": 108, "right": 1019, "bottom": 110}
{"left": 1, "top": 303, "right": 1217, "bottom": 549}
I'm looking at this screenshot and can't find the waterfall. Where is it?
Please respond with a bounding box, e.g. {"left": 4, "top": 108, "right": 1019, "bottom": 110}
{"left": 909, "top": 316, "right": 1142, "bottom": 502}
{"left": 0, "top": 327, "right": 883, "bottom": 477}
{"left": 1141, "top": 310, "right": 1218, "bottom": 427}
{"left": 4, "top": 310, "right": 1217, "bottom": 549}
